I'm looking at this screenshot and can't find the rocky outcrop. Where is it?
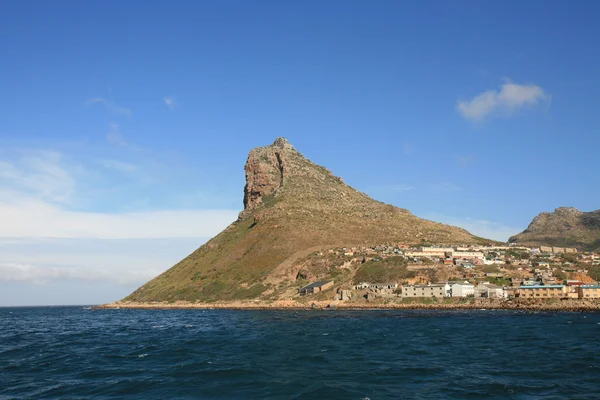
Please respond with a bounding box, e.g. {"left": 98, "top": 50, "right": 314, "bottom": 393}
{"left": 242, "top": 138, "right": 289, "bottom": 211}
{"left": 510, "top": 207, "right": 600, "bottom": 251}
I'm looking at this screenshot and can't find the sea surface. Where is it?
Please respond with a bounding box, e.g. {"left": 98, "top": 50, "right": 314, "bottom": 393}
{"left": 1, "top": 308, "right": 600, "bottom": 399}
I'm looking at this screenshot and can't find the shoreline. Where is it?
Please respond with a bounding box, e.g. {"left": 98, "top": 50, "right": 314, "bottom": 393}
{"left": 96, "top": 299, "right": 600, "bottom": 312}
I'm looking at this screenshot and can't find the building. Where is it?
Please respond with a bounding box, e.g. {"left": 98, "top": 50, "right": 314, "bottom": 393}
{"left": 299, "top": 280, "right": 334, "bottom": 295}
{"left": 522, "top": 278, "right": 538, "bottom": 286}
{"left": 577, "top": 285, "right": 600, "bottom": 299}
{"left": 517, "top": 285, "right": 567, "bottom": 299}
{"left": 449, "top": 281, "right": 475, "bottom": 297}
{"left": 540, "top": 246, "right": 553, "bottom": 253}
{"left": 552, "top": 247, "right": 565, "bottom": 254}
{"left": 474, "top": 283, "right": 506, "bottom": 298}
{"left": 420, "top": 247, "right": 453, "bottom": 253}
{"left": 452, "top": 251, "right": 484, "bottom": 260}
{"left": 565, "top": 247, "right": 577, "bottom": 254}
{"left": 461, "top": 262, "right": 475, "bottom": 269}
{"left": 353, "top": 282, "right": 397, "bottom": 290}
{"left": 401, "top": 284, "right": 446, "bottom": 298}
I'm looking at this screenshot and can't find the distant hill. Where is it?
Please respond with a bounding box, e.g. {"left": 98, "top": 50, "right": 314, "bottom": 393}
{"left": 125, "top": 138, "right": 489, "bottom": 302}
{"left": 509, "top": 207, "right": 600, "bottom": 251}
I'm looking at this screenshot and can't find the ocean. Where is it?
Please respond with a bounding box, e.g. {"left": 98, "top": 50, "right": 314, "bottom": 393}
{"left": 1, "top": 307, "right": 600, "bottom": 399}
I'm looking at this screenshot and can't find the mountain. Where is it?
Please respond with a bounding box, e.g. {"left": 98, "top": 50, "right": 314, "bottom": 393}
{"left": 509, "top": 207, "right": 600, "bottom": 251}
{"left": 125, "top": 138, "right": 488, "bottom": 302}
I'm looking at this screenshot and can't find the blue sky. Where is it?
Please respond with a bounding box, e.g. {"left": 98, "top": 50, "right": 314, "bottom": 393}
{"left": 1, "top": 1, "right": 599, "bottom": 305}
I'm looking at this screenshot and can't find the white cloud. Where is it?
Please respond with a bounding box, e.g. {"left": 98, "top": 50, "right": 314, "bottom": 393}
{"left": 0, "top": 199, "right": 238, "bottom": 238}
{"left": 0, "top": 262, "right": 158, "bottom": 285}
{"left": 163, "top": 96, "right": 176, "bottom": 110}
{"left": 456, "top": 80, "right": 550, "bottom": 122}
{"left": 0, "top": 146, "right": 239, "bottom": 301}
{"left": 423, "top": 212, "right": 521, "bottom": 242}
{"left": 85, "top": 97, "right": 132, "bottom": 116}
{"left": 0, "top": 148, "right": 239, "bottom": 239}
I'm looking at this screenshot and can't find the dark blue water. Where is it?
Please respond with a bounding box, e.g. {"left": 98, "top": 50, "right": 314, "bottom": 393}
{"left": 1, "top": 308, "right": 600, "bottom": 399}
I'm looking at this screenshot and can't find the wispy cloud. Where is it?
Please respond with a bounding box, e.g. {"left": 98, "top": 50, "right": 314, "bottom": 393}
{"left": 365, "top": 183, "right": 415, "bottom": 197}
{"left": 457, "top": 155, "right": 475, "bottom": 167}
{"left": 0, "top": 150, "right": 75, "bottom": 203}
{"left": 0, "top": 262, "right": 159, "bottom": 285}
{"left": 423, "top": 213, "right": 522, "bottom": 242}
{"left": 106, "top": 123, "right": 128, "bottom": 147}
{"left": 456, "top": 80, "right": 550, "bottom": 122}
{"left": 427, "top": 183, "right": 462, "bottom": 193}
{"left": 98, "top": 158, "right": 138, "bottom": 175}
{"left": 163, "top": 96, "right": 176, "bottom": 110}
{"left": 0, "top": 199, "right": 238, "bottom": 239}
{"left": 389, "top": 184, "right": 414, "bottom": 192}
{"left": 85, "top": 97, "right": 132, "bottom": 116}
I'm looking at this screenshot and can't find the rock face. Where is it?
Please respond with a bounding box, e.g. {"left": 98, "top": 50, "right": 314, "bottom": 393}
{"left": 509, "top": 207, "right": 600, "bottom": 251}
{"left": 242, "top": 138, "right": 289, "bottom": 211}
{"left": 124, "top": 138, "right": 487, "bottom": 303}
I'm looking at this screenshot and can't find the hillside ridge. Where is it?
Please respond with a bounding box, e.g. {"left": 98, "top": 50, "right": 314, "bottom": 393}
{"left": 509, "top": 207, "right": 600, "bottom": 251}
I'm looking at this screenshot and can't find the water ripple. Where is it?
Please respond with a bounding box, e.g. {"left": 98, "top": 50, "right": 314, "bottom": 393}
{"left": 1, "top": 308, "right": 600, "bottom": 399}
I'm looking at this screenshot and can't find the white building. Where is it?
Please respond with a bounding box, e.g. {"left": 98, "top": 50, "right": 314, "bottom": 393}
{"left": 451, "top": 251, "right": 484, "bottom": 260}
{"left": 449, "top": 281, "right": 475, "bottom": 297}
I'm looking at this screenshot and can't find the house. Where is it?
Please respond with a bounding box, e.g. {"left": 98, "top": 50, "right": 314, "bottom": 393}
{"left": 577, "top": 285, "right": 600, "bottom": 299}
{"left": 299, "top": 280, "right": 334, "bottom": 295}
{"left": 461, "top": 262, "right": 475, "bottom": 269}
{"left": 353, "top": 282, "right": 398, "bottom": 290}
{"left": 452, "top": 251, "right": 484, "bottom": 260}
{"left": 522, "top": 278, "right": 538, "bottom": 286}
{"left": 474, "top": 283, "right": 506, "bottom": 298}
{"left": 449, "top": 281, "right": 475, "bottom": 297}
{"left": 353, "top": 282, "right": 371, "bottom": 290}
{"left": 486, "top": 272, "right": 504, "bottom": 278}
{"left": 534, "top": 261, "right": 550, "bottom": 268}
{"left": 401, "top": 284, "right": 447, "bottom": 298}
{"left": 369, "top": 283, "right": 398, "bottom": 290}
{"left": 517, "top": 285, "right": 567, "bottom": 299}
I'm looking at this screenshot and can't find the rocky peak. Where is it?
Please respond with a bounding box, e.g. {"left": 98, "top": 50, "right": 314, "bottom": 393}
{"left": 242, "top": 138, "right": 301, "bottom": 212}
{"left": 554, "top": 206, "right": 583, "bottom": 216}
{"left": 272, "top": 137, "right": 293, "bottom": 150}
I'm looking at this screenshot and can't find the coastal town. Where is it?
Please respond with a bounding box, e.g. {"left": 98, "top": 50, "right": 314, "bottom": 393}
{"left": 298, "top": 244, "right": 600, "bottom": 302}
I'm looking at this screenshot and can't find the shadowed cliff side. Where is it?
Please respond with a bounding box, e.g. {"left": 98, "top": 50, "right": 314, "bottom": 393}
{"left": 125, "top": 138, "right": 486, "bottom": 302}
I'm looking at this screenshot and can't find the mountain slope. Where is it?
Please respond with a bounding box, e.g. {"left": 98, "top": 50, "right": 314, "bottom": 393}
{"left": 125, "top": 138, "right": 487, "bottom": 302}
{"left": 509, "top": 207, "right": 600, "bottom": 251}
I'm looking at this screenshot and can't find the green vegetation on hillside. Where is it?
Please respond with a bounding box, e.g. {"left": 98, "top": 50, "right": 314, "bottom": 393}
{"left": 353, "top": 256, "right": 415, "bottom": 284}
